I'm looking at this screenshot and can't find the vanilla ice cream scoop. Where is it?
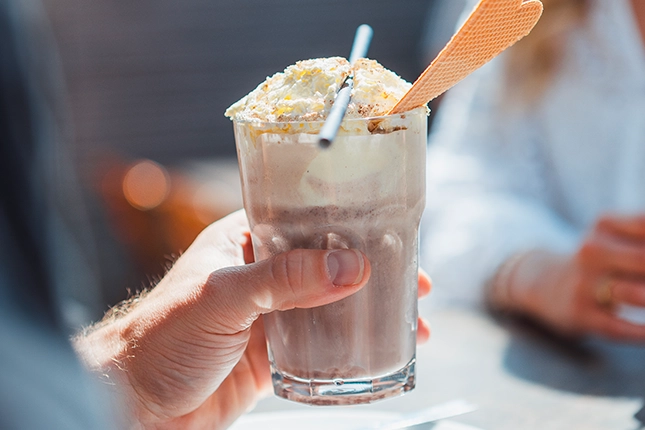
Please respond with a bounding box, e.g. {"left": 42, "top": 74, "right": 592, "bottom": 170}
{"left": 225, "top": 57, "right": 412, "bottom": 124}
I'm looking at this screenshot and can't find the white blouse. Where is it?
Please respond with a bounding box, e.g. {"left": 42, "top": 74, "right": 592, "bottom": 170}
{"left": 421, "top": 0, "right": 645, "bottom": 308}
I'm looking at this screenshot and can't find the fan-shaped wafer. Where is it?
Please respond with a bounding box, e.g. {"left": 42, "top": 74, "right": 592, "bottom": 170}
{"left": 390, "top": 0, "right": 543, "bottom": 115}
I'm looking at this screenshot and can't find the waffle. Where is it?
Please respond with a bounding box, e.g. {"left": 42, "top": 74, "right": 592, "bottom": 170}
{"left": 390, "top": 0, "right": 543, "bottom": 114}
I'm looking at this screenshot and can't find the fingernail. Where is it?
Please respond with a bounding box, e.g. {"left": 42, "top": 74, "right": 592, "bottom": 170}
{"left": 327, "top": 249, "right": 365, "bottom": 286}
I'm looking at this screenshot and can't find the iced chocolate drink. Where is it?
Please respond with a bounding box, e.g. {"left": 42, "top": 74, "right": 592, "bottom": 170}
{"left": 226, "top": 57, "right": 427, "bottom": 405}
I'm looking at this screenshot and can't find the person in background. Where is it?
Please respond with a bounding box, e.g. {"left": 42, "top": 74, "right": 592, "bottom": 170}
{"left": 0, "top": 0, "right": 431, "bottom": 429}
{"left": 422, "top": 0, "right": 645, "bottom": 341}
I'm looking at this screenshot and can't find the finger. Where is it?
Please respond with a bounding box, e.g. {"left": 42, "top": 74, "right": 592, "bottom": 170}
{"left": 211, "top": 209, "right": 253, "bottom": 263}
{"left": 242, "top": 230, "right": 255, "bottom": 264}
{"left": 597, "top": 214, "right": 645, "bottom": 241}
{"left": 584, "top": 309, "right": 645, "bottom": 342}
{"left": 417, "top": 317, "right": 431, "bottom": 344}
{"left": 418, "top": 268, "right": 432, "bottom": 298}
{"left": 204, "top": 249, "right": 371, "bottom": 333}
{"left": 579, "top": 234, "right": 645, "bottom": 276}
{"left": 244, "top": 318, "right": 272, "bottom": 395}
{"left": 179, "top": 209, "right": 251, "bottom": 274}
{"left": 611, "top": 278, "right": 645, "bottom": 307}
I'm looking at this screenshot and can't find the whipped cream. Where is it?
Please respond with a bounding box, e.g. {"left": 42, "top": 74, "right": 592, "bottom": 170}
{"left": 225, "top": 57, "right": 412, "bottom": 123}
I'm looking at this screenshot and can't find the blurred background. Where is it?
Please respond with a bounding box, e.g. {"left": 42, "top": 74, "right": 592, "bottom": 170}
{"left": 40, "top": 0, "right": 465, "bottom": 321}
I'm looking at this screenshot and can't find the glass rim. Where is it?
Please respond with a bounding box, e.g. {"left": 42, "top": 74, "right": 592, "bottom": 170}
{"left": 230, "top": 106, "right": 429, "bottom": 127}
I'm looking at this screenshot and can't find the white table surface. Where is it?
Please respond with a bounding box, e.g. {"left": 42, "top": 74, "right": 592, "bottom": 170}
{"left": 239, "top": 305, "right": 645, "bottom": 430}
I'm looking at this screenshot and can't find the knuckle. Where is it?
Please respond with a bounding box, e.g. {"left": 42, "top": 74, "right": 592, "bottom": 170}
{"left": 270, "top": 252, "right": 289, "bottom": 286}
{"left": 623, "top": 249, "right": 645, "bottom": 270}
{"left": 285, "top": 249, "right": 306, "bottom": 290}
{"left": 637, "top": 251, "right": 645, "bottom": 268}
{"left": 577, "top": 239, "right": 599, "bottom": 263}
{"left": 622, "top": 281, "right": 645, "bottom": 305}
{"left": 595, "top": 214, "right": 613, "bottom": 232}
{"left": 271, "top": 250, "right": 307, "bottom": 307}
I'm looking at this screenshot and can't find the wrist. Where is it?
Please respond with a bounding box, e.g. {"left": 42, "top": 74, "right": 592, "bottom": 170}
{"left": 486, "top": 250, "right": 532, "bottom": 312}
{"left": 73, "top": 315, "right": 148, "bottom": 427}
{"left": 73, "top": 318, "right": 127, "bottom": 383}
{"left": 487, "top": 249, "right": 568, "bottom": 316}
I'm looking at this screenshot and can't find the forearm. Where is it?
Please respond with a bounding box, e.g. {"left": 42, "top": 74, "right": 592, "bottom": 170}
{"left": 422, "top": 191, "right": 579, "bottom": 307}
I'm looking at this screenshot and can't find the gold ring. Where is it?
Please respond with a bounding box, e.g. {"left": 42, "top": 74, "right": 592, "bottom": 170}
{"left": 593, "top": 275, "right": 615, "bottom": 307}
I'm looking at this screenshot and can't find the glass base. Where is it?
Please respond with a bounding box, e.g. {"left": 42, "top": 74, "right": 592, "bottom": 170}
{"left": 270, "top": 358, "right": 416, "bottom": 405}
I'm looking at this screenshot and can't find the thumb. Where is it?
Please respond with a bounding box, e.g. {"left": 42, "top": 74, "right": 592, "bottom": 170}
{"left": 203, "top": 249, "right": 371, "bottom": 333}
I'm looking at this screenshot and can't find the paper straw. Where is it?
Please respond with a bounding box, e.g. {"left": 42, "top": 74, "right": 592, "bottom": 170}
{"left": 318, "top": 24, "right": 373, "bottom": 147}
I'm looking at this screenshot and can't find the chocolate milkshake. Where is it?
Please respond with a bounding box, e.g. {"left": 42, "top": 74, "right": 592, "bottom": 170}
{"left": 226, "top": 57, "right": 427, "bottom": 405}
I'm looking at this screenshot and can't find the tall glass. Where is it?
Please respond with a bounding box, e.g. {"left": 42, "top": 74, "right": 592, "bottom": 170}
{"left": 233, "top": 109, "right": 427, "bottom": 405}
